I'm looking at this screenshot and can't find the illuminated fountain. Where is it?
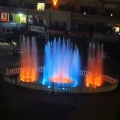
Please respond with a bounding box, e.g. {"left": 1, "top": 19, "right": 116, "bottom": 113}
{"left": 42, "top": 38, "right": 81, "bottom": 88}
{"left": 20, "top": 36, "right": 38, "bottom": 82}
{"left": 85, "top": 43, "right": 104, "bottom": 88}
{"left": 4, "top": 37, "right": 118, "bottom": 93}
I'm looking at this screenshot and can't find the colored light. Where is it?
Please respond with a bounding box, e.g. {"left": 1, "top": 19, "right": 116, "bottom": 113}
{"left": 53, "top": 0, "right": 58, "bottom": 6}
{"left": 18, "top": 13, "right": 23, "bottom": 17}
{"left": 50, "top": 77, "right": 73, "bottom": 83}
{"left": 85, "top": 43, "right": 104, "bottom": 88}
{"left": 20, "top": 36, "right": 38, "bottom": 83}
{"left": 42, "top": 38, "right": 81, "bottom": 88}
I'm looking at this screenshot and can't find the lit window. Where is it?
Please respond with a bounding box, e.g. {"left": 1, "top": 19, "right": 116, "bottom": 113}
{"left": 37, "top": 3, "right": 45, "bottom": 11}
{"left": 20, "top": 15, "right": 26, "bottom": 23}
{"left": 1, "top": 12, "right": 8, "bottom": 21}
{"left": 114, "top": 27, "right": 119, "bottom": 33}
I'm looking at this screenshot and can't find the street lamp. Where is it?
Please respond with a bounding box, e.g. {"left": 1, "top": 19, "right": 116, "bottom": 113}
{"left": 111, "top": 13, "right": 113, "bottom": 16}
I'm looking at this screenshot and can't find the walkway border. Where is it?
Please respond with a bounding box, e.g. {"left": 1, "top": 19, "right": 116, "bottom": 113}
{"left": 3, "top": 67, "right": 118, "bottom": 93}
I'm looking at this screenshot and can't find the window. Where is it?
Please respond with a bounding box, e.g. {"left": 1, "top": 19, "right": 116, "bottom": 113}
{"left": 66, "top": 5, "right": 73, "bottom": 12}
{"left": 49, "top": 21, "right": 66, "bottom": 30}
{"left": 45, "top": 4, "right": 52, "bottom": 9}
{"left": 25, "top": 3, "right": 35, "bottom": 9}
{"left": 28, "top": 18, "right": 33, "bottom": 24}
{"left": 58, "top": 5, "right": 65, "bottom": 11}
{"left": 96, "top": 22, "right": 104, "bottom": 33}
{"left": 37, "top": 3, "right": 45, "bottom": 11}
{"left": 37, "top": 19, "right": 44, "bottom": 25}
{"left": 49, "top": 21, "right": 57, "bottom": 29}
{"left": 80, "top": 6, "right": 88, "bottom": 14}
{"left": 88, "top": 25, "right": 94, "bottom": 31}
{"left": 73, "top": 22, "right": 87, "bottom": 31}
{"left": 20, "top": 15, "right": 26, "bottom": 23}
{"left": 1, "top": 12, "right": 8, "bottom": 22}
{"left": 89, "top": 7, "right": 97, "bottom": 15}
{"left": 104, "top": 26, "right": 113, "bottom": 34}
{"left": 58, "top": 22, "right": 66, "bottom": 30}
{"left": 114, "top": 27, "right": 120, "bottom": 33}
{"left": 103, "top": 9, "right": 114, "bottom": 16}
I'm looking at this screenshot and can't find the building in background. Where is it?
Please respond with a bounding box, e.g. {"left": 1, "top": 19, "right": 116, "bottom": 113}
{"left": 0, "top": 0, "right": 119, "bottom": 43}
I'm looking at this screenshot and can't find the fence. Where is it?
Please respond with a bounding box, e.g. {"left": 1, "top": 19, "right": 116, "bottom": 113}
{"left": 4, "top": 67, "right": 118, "bottom": 93}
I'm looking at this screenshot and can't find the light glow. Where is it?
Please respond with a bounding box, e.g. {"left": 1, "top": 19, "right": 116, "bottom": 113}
{"left": 50, "top": 77, "right": 73, "bottom": 83}
{"left": 1, "top": 12, "right": 8, "bottom": 22}
{"left": 85, "top": 43, "right": 104, "bottom": 88}
{"left": 37, "top": 3, "right": 45, "bottom": 11}
{"left": 18, "top": 13, "right": 23, "bottom": 17}
{"left": 53, "top": 0, "right": 58, "bottom": 6}
{"left": 42, "top": 38, "right": 81, "bottom": 88}
{"left": 20, "top": 36, "right": 38, "bottom": 83}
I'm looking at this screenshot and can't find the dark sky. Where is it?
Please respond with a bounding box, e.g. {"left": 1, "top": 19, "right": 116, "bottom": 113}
{"left": 0, "top": 0, "right": 9, "bottom": 6}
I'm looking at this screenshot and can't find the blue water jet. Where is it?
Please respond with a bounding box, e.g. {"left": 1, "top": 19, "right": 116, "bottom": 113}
{"left": 41, "top": 38, "right": 81, "bottom": 88}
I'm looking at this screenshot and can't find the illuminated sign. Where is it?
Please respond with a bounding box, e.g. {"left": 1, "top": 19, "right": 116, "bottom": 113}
{"left": 1, "top": 12, "right": 8, "bottom": 22}
{"left": 53, "top": 0, "right": 58, "bottom": 6}
{"left": 31, "top": 25, "right": 45, "bottom": 33}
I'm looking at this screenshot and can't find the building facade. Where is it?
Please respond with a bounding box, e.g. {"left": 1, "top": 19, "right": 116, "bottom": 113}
{"left": 0, "top": 0, "right": 119, "bottom": 42}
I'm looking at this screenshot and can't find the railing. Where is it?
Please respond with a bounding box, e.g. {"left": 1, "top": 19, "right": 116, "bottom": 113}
{"left": 9, "top": 67, "right": 44, "bottom": 75}
{"left": 102, "top": 75, "right": 117, "bottom": 84}
{"left": 4, "top": 67, "right": 118, "bottom": 93}
{"left": 93, "top": 33, "right": 119, "bottom": 43}
{"left": 8, "top": 67, "right": 91, "bottom": 78}
{"left": 73, "top": 13, "right": 120, "bottom": 20}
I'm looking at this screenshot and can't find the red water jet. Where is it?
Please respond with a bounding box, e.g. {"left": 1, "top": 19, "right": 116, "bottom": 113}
{"left": 85, "top": 43, "right": 104, "bottom": 88}
{"left": 20, "top": 36, "right": 38, "bottom": 83}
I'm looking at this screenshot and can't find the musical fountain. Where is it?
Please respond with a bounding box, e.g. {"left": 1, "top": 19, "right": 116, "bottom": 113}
{"left": 85, "top": 43, "right": 104, "bottom": 88}
{"left": 4, "top": 37, "right": 118, "bottom": 93}
{"left": 20, "top": 36, "right": 38, "bottom": 83}
{"left": 41, "top": 38, "right": 81, "bottom": 88}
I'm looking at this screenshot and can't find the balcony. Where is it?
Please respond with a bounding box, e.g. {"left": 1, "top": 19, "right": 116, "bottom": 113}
{"left": 93, "top": 33, "right": 119, "bottom": 43}
{"left": 72, "top": 13, "right": 120, "bottom": 24}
